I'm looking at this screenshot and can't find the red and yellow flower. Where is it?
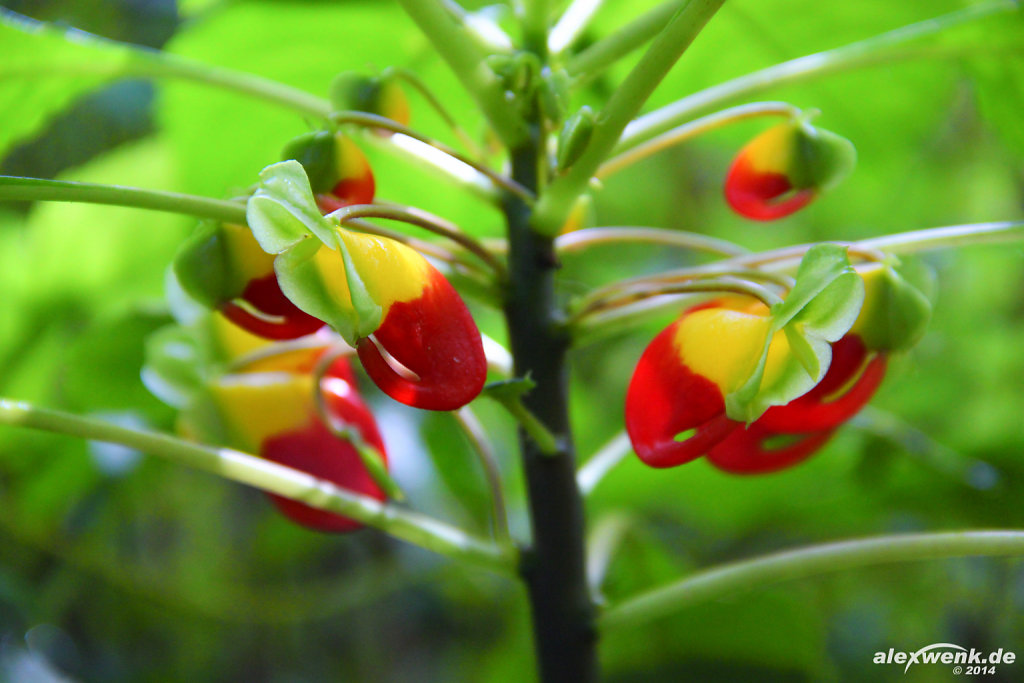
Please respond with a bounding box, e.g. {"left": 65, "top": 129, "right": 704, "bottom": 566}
{"left": 197, "top": 332, "right": 388, "bottom": 532}
{"left": 724, "top": 119, "right": 855, "bottom": 221}
{"left": 625, "top": 261, "right": 929, "bottom": 473}
{"left": 273, "top": 222, "right": 487, "bottom": 411}
{"left": 174, "top": 132, "right": 374, "bottom": 340}
{"left": 176, "top": 136, "right": 488, "bottom": 412}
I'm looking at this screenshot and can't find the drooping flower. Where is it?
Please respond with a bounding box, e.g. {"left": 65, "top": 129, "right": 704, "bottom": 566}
{"left": 248, "top": 160, "right": 488, "bottom": 411}
{"left": 724, "top": 118, "right": 855, "bottom": 221}
{"left": 625, "top": 257, "right": 931, "bottom": 474}
{"left": 173, "top": 132, "right": 375, "bottom": 340}
{"left": 202, "top": 348, "right": 388, "bottom": 532}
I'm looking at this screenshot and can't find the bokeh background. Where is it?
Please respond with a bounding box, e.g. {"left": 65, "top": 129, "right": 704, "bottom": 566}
{"left": 0, "top": 1, "right": 1022, "bottom": 681}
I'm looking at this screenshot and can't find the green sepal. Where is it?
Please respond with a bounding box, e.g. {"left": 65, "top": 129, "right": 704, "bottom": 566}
{"left": 329, "top": 72, "right": 378, "bottom": 114}
{"left": 249, "top": 160, "right": 385, "bottom": 345}
{"left": 854, "top": 262, "right": 932, "bottom": 352}
{"left": 334, "top": 233, "right": 385, "bottom": 340}
{"left": 140, "top": 323, "right": 205, "bottom": 410}
{"left": 172, "top": 221, "right": 237, "bottom": 309}
{"left": 792, "top": 120, "right": 857, "bottom": 191}
{"left": 724, "top": 244, "right": 865, "bottom": 423}
{"left": 247, "top": 160, "right": 337, "bottom": 253}
{"left": 557, "top": 106, "right": 595, "bottom": 172}
{"left": 281, "top": 131, "right": 338, "bottom": 195}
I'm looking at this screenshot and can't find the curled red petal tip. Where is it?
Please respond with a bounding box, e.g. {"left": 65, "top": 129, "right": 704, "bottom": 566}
{"left": 624, "top": 320, "right": 740, "bottom": 468}
{"left": 724, "top": 154, "right": 815, "bottom": 221}
{"left": 755, "top": 335, "right": 888, "bottom": 434}
{"left": 707, "top": 425, "right": 836, "bottom": 474}
{"left": 221, "top": 273, "right": 325, "bottom": 340}
{"left": 356, "top": 271, "right": 486, "bottom": 411}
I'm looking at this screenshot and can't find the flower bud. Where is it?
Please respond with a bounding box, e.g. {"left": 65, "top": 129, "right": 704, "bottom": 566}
{"left": 725, "top": 119, "right": 855, "bottom": 221}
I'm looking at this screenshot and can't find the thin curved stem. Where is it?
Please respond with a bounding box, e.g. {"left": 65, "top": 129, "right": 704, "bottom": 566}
{"left": 532, "top": 0, "right": 728, "bottom": 236}
{"left": 0, "top": 176, "right": 247, "bottom": 224}
{"left": 331, "top": 111, "right": 534, "bottom": 202}
{"left": 228, "top": 334, "right": 350, "bottom": 373}
{"left": 619, "top": 0, "right": 1017, "bottom": 151}
{"left": 566, "top": 0, "right": 686, "bottom": 80}
{"left": 858, "top": 220, "right": 1024, "bottom": 255}
{"left": 0, "top": 398, "right": 517, "bottom": 576}
{"left": 394, "top": 0, "right": 529, "bottom": 147}
{"left": 330, "top": 203, "right": 506, "bottom": 277}
{"left": 383, "top": 67, "right": 485, "bottom": 157}
{"left": 601, "top": 530, "right": 1024, "bottom": 630}
{"left": 571, "top": 271, "right": 786, "bottom": 323}
{"left": 598, "top": 102, "right": 799, "bottom": 178}
{"left": 577, "top": 431, "right": 632, "bottom": 496}
{"left": 1, "top": 12, "right": 333, "bottom": 119}
{"left": 556, "top": 226, "right": 749, "bottom": 257}
{"left": 454, "top": 407, "right": 511, "bottom": 543}
{"left": 311, "top": 348, "right": 405, "bottom": 502}
{"left": 572, "top": 220, "right": 1024, "bottom": 344}
{"left": 343, "top": 218, "right": 470, "bottom": 270}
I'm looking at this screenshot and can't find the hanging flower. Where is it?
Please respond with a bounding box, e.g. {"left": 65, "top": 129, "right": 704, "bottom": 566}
{"left": 201, "top": 348, "right": 389, "bottom": 532}
{"left": 724, "top": 118, "right": 855, "bottom": 221}
{"left": 173, "top": 132, "right": 375, "bottom": 340}
{"left": 247, "top": 160, "right": 488, "bottom": 411}
{"left": 624, "top": 255, "right": 931, "bottom": 474}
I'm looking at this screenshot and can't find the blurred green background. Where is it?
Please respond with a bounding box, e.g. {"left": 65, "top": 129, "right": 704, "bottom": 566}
{"left": 0, "top": 1, "right": 1022, "bottom": 681}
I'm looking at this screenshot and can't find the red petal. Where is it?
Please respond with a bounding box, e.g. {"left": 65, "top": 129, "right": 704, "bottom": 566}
{"left": 221, "top": 273, "right": 325, "bottom": 340}
{"left": 756, "top": 335, "right": 888, "bottom": 433}
{"left": 261, "top": 374, "right": 387, "bottom": 533}
{"left": 356, "top": 270, "right": 486, "bottom": 411}
{"left": 707, "top": 424, "right": 836, "bottom": 474}
{"left": 625, "top": 320, "right": 740, "bottom": 468}
{"left": 724, "top": 154, "right": 815, "bottom": 221}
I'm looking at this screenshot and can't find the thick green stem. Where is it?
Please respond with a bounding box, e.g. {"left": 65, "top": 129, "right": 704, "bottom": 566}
{"left": 504, "top": 136, "right": 598, "bottom": 680}
{"left": 602, "top": 530, "right": 1024, "bottom": 630}
{"left": 395, "top": 0, "right": 529, "bottom": 147}
{"left": 618, "top": 0, "right": 1017, "bottom": 150}
{"left": 566, "top": 0, "right": 688, "bottom": 79}
{"left": 521, "top": 0, "right": 551, "bottom": 56}
{"left": 0, "top": 399, "right": 516, "bottom": 576}
{"left": 532, "top": 0, "right": 728, "bottom": 236}
{"left": 0, "top": 176, "right": 247, "bottom": 224}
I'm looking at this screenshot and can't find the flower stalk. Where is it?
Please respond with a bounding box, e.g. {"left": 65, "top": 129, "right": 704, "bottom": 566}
{"left": 0, "top": 398, "right": 517, "bottom": 576}
{"left": 602, "top": 531, "right": 1024, "bottom": 630}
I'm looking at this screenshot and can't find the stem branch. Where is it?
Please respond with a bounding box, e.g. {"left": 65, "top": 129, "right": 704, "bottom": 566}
{"left": 0, "top": 176, "right": 247, "bottom": 224}
{"left": 602, "top": 530, "right": 1024, "bottom": 630}
{"left": 0, "top": 399, "right": 516, "bottom": 576}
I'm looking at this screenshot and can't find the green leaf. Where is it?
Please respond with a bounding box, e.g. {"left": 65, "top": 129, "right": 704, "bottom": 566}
{"left": 247, "top": 160, "right": 336, "bottom": 253}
